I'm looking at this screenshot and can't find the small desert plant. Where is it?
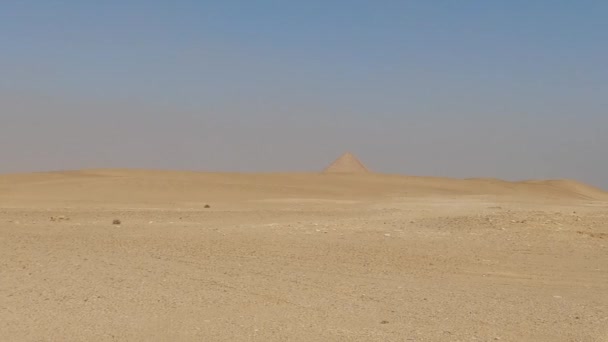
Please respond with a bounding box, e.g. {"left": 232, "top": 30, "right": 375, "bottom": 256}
{"left": 112, "top": 219, "right": 121, "bottom": 225}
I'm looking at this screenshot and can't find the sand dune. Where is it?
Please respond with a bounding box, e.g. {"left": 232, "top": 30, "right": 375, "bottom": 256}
{"left": 1, "top": 169, "right": 606, "bottom": 207}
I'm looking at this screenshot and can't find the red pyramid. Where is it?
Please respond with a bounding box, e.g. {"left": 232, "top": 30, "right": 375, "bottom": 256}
{"left": 323, "top": 152, "right": 370, "bottom": 173}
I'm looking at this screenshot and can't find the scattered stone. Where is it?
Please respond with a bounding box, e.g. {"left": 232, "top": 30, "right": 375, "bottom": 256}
{"left": 380, "top": 320, "right": 389, "bottom": 324}
{"left": 51, "top": 216, "right": 70, "bottom": 222}
{"left": 112, "top": 219, "right": 121, "bottom": 225}
{"left": 204, "top": 204, "right": 211, "bottom": 209}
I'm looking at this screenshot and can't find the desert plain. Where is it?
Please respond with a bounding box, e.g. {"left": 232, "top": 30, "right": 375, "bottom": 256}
{"left": 1, "top": 167, "right": 607, "bottom": 341}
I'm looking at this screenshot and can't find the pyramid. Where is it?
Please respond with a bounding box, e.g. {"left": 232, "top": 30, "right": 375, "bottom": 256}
{"left": 323, "top": 152, "right": 370, "bottom": 174}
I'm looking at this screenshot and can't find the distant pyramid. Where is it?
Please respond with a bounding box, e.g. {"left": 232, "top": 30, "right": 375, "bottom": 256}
{"left": 323, "top": 152, "right": 370, "bottom": 174}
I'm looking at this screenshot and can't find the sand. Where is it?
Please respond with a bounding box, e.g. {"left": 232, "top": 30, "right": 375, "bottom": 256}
{"left": 1, "top": 170, "right": 607, "bottom": 341}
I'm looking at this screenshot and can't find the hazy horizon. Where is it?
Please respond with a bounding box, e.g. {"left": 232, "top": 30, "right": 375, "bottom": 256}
{"left": 2, "top": 2, "right": 607, "bottom": 189}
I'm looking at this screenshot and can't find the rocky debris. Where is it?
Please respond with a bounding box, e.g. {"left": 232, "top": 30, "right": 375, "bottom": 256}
{"left": 112, "top": 219, "right": 121, "bottom": 225}
{"left": 50, "top": 216, "right": 70, "bottom": 222}
{"left": 577, "top": 231, "right": 607, "bottom": 239}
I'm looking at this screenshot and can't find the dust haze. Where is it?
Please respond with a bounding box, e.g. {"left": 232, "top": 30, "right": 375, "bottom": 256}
{"left": 1, "top": 92, "right": 607, "bottom": 189}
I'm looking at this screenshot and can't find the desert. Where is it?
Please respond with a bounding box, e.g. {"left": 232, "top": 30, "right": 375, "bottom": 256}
{"left": 4, "top": 2, "right": 607, "bottom": 341}
{"left": 1, "top": 156, "right": 607, "bottom": 341}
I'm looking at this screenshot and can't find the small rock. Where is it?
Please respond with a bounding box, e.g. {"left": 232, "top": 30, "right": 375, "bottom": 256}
{"left": 380, "top": 320, "right": 389, "bottom": 324}
{"left": 51, "top": 215, "right": 70, "bottom": 222}
{"left": 112, "top": 219, "right": 121, "bottom": 225}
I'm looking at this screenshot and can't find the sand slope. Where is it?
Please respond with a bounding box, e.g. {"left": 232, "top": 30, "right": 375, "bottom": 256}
{"left": 0, "top": 169, "right": 606, "bottom": 207}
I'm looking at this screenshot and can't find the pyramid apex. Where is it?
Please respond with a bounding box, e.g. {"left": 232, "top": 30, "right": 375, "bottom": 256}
{"left": 323, "top": 152, "right": 370, "bottom": 174}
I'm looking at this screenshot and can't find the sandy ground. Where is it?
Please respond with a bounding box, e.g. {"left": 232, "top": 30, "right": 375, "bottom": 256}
{"left": 1, "top": 170, "right": 607, "bottom": 341}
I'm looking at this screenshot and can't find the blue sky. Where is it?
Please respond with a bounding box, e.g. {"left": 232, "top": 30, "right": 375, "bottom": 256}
{"left": 1, "top": 1, "right": 607, "bottom": 187}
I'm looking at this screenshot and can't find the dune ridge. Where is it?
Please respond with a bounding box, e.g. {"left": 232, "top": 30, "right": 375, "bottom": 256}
{"left": 1, "top": 169, "right": 606, "bottom": 207}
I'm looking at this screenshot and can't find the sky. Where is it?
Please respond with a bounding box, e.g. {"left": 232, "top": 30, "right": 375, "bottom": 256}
{"left": 1, "top": 1, "right": 607, "bottom": 188}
